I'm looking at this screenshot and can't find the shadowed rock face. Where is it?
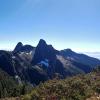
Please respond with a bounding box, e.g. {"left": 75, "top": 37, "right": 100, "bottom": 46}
{"left": 31, "top": 39, "right": 57, "bottom": 66}
{"left": 0, "top": 50, "right": 15, "bottom": 76}
{"left": 14, "top": 42, "right": 23, "bottom": 53}
{"left": 31, "top": 39, "right": 65, "bottom": 78}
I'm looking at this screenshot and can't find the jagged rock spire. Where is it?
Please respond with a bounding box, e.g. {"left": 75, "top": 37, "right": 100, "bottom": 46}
{"left": 31, "top": 39, "right": 57, "bottom": 65}
{"left": 13, "top": 42, "right": 23, "bottom": 53}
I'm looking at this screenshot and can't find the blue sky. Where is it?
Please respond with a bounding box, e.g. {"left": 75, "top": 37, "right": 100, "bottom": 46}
{"left": 0, "top": 0, "right": 100, "bottom": 53}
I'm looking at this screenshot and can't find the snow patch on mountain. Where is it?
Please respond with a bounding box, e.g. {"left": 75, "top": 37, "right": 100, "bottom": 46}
{"left": 39, "top": 59, "right": 49, "bottom": 67}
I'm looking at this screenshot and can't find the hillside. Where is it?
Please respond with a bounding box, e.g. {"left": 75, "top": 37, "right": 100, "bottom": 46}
{"left": 60, "top": 49, "right": 100, "bottom": 67}
{"left": 0, "top": 68, "right": 32, "bottom": 99}
{"left": 22, "top": 67, "right": 100, "bottom": 100}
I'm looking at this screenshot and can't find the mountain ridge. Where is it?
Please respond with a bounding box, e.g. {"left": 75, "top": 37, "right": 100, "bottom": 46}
{"left": 0, "top": 39, "right": 100, "bottom": 86}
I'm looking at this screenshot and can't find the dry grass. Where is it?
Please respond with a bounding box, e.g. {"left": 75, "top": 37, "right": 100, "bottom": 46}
{"left": 0, "top": 97, "right": 21, "bottom": 100}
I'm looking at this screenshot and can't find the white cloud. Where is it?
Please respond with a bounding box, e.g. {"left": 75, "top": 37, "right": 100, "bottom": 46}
{"left": 84, "top": 52, "right": 100, "bottom": 59}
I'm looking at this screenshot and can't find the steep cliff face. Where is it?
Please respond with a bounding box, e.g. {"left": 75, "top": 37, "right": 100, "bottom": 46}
{"left": 31, "top": 39, "right": 65, "bottom": 78}
{"left": 31, "top": 39, "right": 57, "bottom": 66}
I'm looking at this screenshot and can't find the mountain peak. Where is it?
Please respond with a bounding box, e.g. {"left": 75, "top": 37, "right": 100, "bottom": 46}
{"left": 38, "top": 39, "right": 47, "bottom": 46}
{"left": 13, "top": 42, "right": 35, "bottom": 53}
{"left": 31, "top": 39, "right": 57, "bottom": 65}
{"left": 62, "top": 49, "right": 74, "bottom": 53}
{"left": 66, "top": 48, "right": 73, "bottom": 51}
{"left": 17, "top": 42, "right": 23, "bottom": 47}
{"left": 13, "top": 42, "right": 23, "bottom": 53}
{"left": 39, "top": 39, "right": 46, "bottom": 42}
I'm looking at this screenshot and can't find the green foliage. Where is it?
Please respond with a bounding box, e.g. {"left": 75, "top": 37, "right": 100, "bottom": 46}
{"left": 0, "top": 68, "right": 33, "bottom": 98}
{"left": 23, "top": 69, "right": 100, "bottom": 100}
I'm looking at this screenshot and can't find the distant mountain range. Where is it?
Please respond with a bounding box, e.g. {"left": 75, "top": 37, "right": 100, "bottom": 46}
{"left": 0, "top": 39, "right": 100, "bottom": 85}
